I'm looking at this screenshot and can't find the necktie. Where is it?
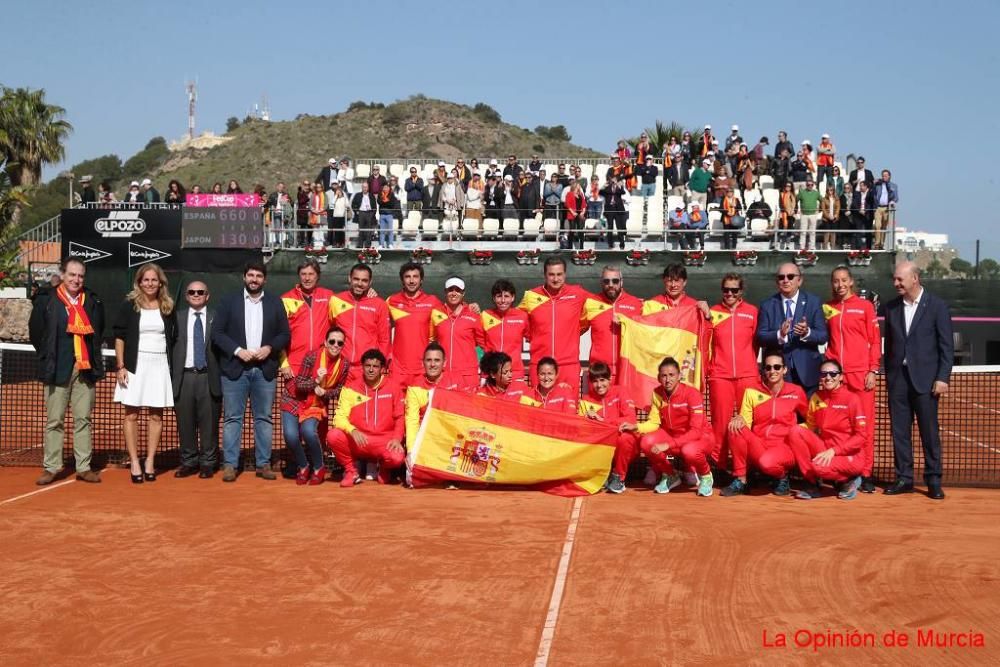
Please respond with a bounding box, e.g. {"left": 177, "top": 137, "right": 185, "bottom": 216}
{"left": 784, "top": 299, "right": 793, "bottom": 321}
{"left": 193, "top": 312, "right": 207, "bottom": 370}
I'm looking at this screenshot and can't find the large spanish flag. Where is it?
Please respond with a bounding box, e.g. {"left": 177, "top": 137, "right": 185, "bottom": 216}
{"left": 618, "top": 304, "right": 707, "bottom": 409}
{"left": 408, "top": 389, "right": 617, "bottom": 496}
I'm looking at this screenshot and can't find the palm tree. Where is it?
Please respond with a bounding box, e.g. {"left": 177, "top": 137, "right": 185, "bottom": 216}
{"left": 627, "top": 120, "right": 695, "bottom": 157}
{"left": 0, "top": 86, "right": 72, "bottom": 228}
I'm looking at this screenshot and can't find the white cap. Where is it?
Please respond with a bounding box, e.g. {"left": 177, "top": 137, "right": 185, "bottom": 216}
{"left": 140, "top": 178, "right": 152, "bottom": 186}
{"left": 503, "top": 174, "right": 513, "bottom": 181}
{"left": 731, "top": 124, "right": 739, "bottom": 131}
{"left": 329, "top": 158, "right": 337, "bottom": 164}
{"left": 712, "top": 139, "right": 719, "bottom": 144}
{"left": 129, "top": 180, "right": 139, "bottom": 187}
{"left": 691, "top": 202, "right": 701, "bottom": 208}
{"left": 704, "top": 124, "right": 711, "bottom": 130}
{"left": 801, "top": 139, "right": 811, "bottom": 145}
{"left": 444, "top": 277, "right": 466, "bottom": 291}
{"left": 821, "top": 133, "right": 830, "bottom": 139}
{"left": 437, "top": 161, "right": 445, "bottom": 166}
{"left": 490, "top": 158, "right": 498, "bottom": 165}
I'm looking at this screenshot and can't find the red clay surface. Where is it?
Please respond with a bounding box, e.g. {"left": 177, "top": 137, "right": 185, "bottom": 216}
{"left": 0, "top": 468, "right": 997, "bottom": 665}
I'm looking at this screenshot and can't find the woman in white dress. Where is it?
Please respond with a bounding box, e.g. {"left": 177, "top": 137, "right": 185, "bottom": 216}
{"left": 113, "top": 263, "right": 178, "bottom": 483}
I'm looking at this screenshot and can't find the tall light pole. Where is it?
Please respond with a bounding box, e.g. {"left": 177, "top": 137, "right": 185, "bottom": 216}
{"left": 58, "top": 171, "right": 75, "bottom": 206}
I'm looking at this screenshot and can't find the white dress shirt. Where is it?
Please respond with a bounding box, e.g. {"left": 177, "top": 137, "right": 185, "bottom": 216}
{"left": 243, "top": 290, "right": 264, "bottom": 351}
{"left": 903, "top": 288, "right": 923, "bottom": 335}
{"left": 184, "top": 307, "right": 208, "bottom": 368}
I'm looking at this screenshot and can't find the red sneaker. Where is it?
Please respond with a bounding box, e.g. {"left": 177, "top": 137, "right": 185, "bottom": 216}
{"left": 308, "top": 467, "right": 327, "bottom": 486}
{"left": 295, "top": 467, "right": 310, "bottom": 486}
{"left": 339, "top": 468, "right": 361, "bottom": 488}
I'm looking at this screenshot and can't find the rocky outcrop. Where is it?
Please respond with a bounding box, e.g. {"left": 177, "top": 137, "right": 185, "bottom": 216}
{"left": 0, "top": 298, "right": 32, "bottom": 342}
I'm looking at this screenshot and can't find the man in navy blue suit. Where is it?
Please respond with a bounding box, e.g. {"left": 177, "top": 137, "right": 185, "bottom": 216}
{"left": 881, "top": 261, "right": 952, "bottom": 500}
{"left": 756, "top": 263, "right": 828, "bottom": 395}
{"left": 211, "top": 261, "right": 290, "bottom": 482}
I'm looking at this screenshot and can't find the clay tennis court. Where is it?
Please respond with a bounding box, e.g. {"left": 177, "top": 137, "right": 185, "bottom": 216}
{"left": 1, "top": 467, "right": 997, "bottom": 665}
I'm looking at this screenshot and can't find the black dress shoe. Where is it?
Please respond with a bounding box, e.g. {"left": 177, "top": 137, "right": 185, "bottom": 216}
{"left": 199, "top": 468, "right": 214, "bottom": 479}
{"left": 884, "top": 480, "right": 914, "bottom": 495}
{"left": 860, "top": 476, "right": 876, "bottom": 493}
{"left": 174, "top": 466, "right": 199, "bottom": 479}
{"left": 927, "top": 484, "right": 945, "bottom": 500}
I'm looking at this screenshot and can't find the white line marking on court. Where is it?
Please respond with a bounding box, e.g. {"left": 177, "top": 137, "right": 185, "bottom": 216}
{"left": 535, "top": 496, "right": 583, "bottom": 667}
{"left": 951, "top": 397, "right": 1000, "bottom": 416}
{"left": 0, "top": 479, "right": 76, "bottom": 507}
{"left": 944, "top": 430, "right": 1000, "bottom": 455}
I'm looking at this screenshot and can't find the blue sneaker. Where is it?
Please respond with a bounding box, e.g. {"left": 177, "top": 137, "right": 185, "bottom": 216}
{"left": 653, "top": 473, "right": 681, "bottom": 494}
{"left": 772, "top": 476, "right": 791, "bottom": 496}
{"left": 606, "top": 472, "right": 626, "bottom": 494}
{"left": 837, "top": 476, "right": 862, "bottom": 500}
{"left": 795, "top": 483, "right": 822, "bottom": 500}
{"left": 721, "top": 478, "right": 747, "bottom": 497}
{"left": 696, "top": 472, "right": 714, "bottom": 497}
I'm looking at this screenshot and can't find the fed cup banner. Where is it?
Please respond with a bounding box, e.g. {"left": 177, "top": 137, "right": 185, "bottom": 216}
{"left": 185, "top": 193, "right": 261, "bottom": 207}
{"left": 407, "top": 388, "right": 617, "bottom": 496}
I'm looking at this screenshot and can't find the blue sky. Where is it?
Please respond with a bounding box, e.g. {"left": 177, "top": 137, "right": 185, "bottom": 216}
{"left": 6, "top": 0, "right": 999, "bottom": 260}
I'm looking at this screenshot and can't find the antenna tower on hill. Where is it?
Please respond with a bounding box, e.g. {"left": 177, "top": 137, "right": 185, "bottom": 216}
{"left": 186, "top": 80, "right": 198, "bottom": 140}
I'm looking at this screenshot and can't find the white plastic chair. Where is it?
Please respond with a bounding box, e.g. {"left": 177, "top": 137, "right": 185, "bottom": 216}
{"left": 482, "top": 217, "right": 500, "bottom": 237}
{"left": 355, "top": 163, "right": 371, "bottom": 179}
{"left": 646, "top": 201, "right": 664, "bottom": 236}
{"left": 462, "top": 217, "right": 480, "bottom": 238}
{"left": 542, "top": 218, "right": 560, "bottom": 238}
{"left": 758, "top": 174, "right": 774, "bottom": 190}
{"left": 502, "top": 217, "right": 520, "bottom": 238}
{"left": 422, "top": 216, "right": 440, "bottom": 238}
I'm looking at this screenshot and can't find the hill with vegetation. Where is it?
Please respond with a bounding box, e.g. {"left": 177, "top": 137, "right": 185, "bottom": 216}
{"left": 18, "top": 96, "right": 602, "bottom": 229}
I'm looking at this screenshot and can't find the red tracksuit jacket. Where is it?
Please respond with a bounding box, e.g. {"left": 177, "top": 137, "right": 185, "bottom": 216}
{"left": 583, "top": 291, "right": 644, "bottom": 375}
{"left": 802, "top": 386, "right": 867, "bottom": 455}
{"left": 333, "top": 375, "right": 404, "bottom": 440}
{"left": 329, "top": 291, "right": 391, "bottom": 365}
{"left": 481, "top": 307, "right": 530, "bottom": 375}
{"left": 386, "top": 290, "right": 443, "bottom": 376}
{"left": 280, "top": 286, "right": 334, "bottom": 373}
{"left": 477, "top": 378, "right": 533, "bottom": 403}
{"left": 530, "top": 383, "right": 579, "bottom": 413}
{"left": 432, "top": 304, "right": 485, "bottom": 376}
{"left": 823, "top": 294, "right": 881, "bottom": 373}
{"left": 578, "top": 385, "right": 637, "bottom": 426}
{"left": 637, "top": 382, "right": 709, "bottom": 443}
{"left": 708, "top": 300, "right": 759, "bottom": 380}
{"left": 518, "top": 284, "right": 590, "bottom": 370}
{"left": 738, "top": 381, "right": 808, "bottom": 439}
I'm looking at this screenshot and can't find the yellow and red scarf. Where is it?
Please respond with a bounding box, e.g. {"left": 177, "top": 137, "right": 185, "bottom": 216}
{"left": 299, "top": 349, "right": 346, "bottom": 423}
{"left": 55, "top": 285, "right": 93, "bottom": 370}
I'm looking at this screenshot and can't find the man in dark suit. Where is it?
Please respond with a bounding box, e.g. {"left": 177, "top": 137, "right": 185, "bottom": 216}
{"left": 881, "top": 261, "right": 953, "bottom": 499}
{"left": 211, "top": 262, "right": 291, "bottom": 482}
{"left": 665, "top": 159, "right": 689, "bottom": 197}
{"left": 315, "top": 158, "right": 338, "bottom": 190}
{"left": 171, "top": 280, "right": 222, "bottom": 479}
{"left": 848, "top": 156, "right": 875, "bottom": 190}
{"left": 851, "top": 181, "right": 876, "bottom": 250}
{"left": 756, "top": 263, "right": 829, "bottom": 395}
{"left": 350, "top": 181, "right": 377, "bottom": 248}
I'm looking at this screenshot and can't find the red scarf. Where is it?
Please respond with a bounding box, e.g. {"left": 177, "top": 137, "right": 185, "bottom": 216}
{"left": 299, "top": 349, "right": 346, "bottom": 423}
{"left": 690, "top": 210, "right": 702, "bottom": 223}
{"left": 55, "top": 285, "right": 94, "bottom": 370}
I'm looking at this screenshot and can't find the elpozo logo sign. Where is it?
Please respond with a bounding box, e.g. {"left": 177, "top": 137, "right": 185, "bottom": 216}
{"left": 94, "top": 211, "right": 147, "bottom": 238}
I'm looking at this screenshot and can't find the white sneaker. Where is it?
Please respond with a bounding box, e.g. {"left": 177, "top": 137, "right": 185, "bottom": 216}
{"left": 683, "top": 471, "right": 699, "bottom": 487}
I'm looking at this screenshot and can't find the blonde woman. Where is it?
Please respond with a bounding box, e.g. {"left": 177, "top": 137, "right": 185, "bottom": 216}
{"left": 113, "top": 263, "right": 178, "bottom": 483}
{"left": 820, "top": 185, "right": 841, "bottom": 250}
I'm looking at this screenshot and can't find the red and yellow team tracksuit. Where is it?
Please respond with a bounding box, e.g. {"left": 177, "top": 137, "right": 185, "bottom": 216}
{"left": 279, "top": 285, "right": 334, "bottom": 374}
{"left": 529, "top": 383, "right": 579, "bottom": 414}
{"left": 476, "top": 378, "right": 537, "bottom": 407}
{"left": 637, "top": 382, "right": 715, "bottom": 477}
{"left": 518, "top": 284, "right": 591, "bottom": 387}
{"left": 480, "top": 307, "right": 530, "bottom": 378}
{"left": 823, "top": 294, "right": 881, "bottom": 477}
{"left": 328, "top": 375, "right": 406, "bottom": 484}
{"left": 646, "top": 292, "right": 700, "bottom": 310}
{"left": 432, "top": 304, "right": 485, "bottom": 392}
{"left": 582, "top": 291, "right": 644, "bottom": 381}
{"left": 787, "top": 386, "right": 867, "bottom": 484}
{"left": 329, "top": 291, "right": 391, "bottom": 378}
{"left": 404, "top": 371, "right": 463, "bottom": 445}
{"left": 706, "top": 300, "right": 759, "bottom": 468}
{"left": 578, "top": 386, "right": 640, "bottom": 479}
{"left": 386, "top": 290, "right": 444, "bottom": 388}
{"left": 729, "top": 381, "right": 807, "bottom": 479}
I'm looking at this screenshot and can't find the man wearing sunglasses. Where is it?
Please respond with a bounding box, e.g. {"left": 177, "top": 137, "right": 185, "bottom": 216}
{"left": 171, "top": 280, "right": 221, "bottom": 479}
{"left": 583, "top": 266, "right": 643, "bottom": 383}
{"left": 756, "top": 263, "right": 828, "bottom": 395}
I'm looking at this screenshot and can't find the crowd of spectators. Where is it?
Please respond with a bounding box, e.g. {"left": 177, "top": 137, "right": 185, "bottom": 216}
{"left": 75, "top": 126, "right": 898, "bottom": 252}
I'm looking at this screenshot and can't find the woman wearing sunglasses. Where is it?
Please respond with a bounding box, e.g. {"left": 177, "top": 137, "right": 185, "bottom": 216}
{"left": 787, "top": 359, "right": 867, "bottom": 500}
{"left": 279, "top": 327, "right": 350, "bottom": 485}
{"left": 721, "top": 352, "right": 807, "bottom": 497}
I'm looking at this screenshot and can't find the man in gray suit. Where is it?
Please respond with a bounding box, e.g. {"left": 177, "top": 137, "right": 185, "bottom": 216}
{"left": 171, "top": 280, "right": 222, "bottom": 478}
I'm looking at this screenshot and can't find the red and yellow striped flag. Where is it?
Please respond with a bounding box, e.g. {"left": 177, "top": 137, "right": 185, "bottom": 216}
{"left": 408, "top": 389, "right": 617, "bottom": 496}
{"left": 618, "top": 304, "right": 707, "bottom": 409}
